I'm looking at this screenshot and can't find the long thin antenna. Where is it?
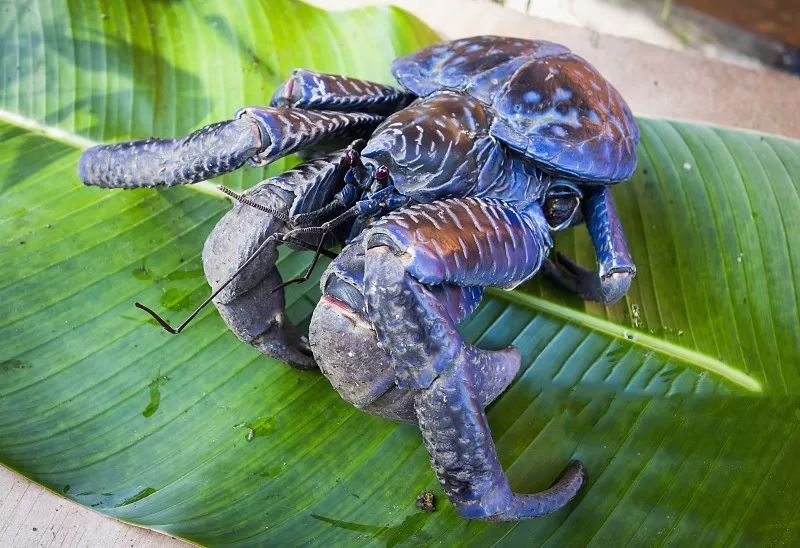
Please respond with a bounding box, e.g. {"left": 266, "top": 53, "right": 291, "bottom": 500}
{"left": 265, "top": 205, "right": 364, "bottom": 293}
{"left": 218, "top": 185, "right": 290, "bottom": 223}
{"left": 136, "top": 233, "right": 284, "bottom": 334}
{"left": 136, "top": 193, "right": 366, "bottom": 335}
{"left": 272, "top": 235, "right": 328, "bottom": 293}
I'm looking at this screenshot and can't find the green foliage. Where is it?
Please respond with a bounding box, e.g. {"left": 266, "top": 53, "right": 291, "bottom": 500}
{"left": 1, "top": 0, "right": 799, "bottom": 545}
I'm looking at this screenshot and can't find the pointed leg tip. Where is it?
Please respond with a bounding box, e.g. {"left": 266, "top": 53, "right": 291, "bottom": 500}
{"left": 565, "top": 459, "right": 588, "bottom": 489}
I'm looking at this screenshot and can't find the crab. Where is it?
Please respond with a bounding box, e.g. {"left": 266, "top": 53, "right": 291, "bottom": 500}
{"left": 78, "top": 36, "right": 638, "bottom": 521}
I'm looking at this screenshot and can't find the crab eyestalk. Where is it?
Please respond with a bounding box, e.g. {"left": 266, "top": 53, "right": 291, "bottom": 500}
{"left": 347, "top": 151, "right": 392, "bottom": 194}
{"left": 342, "top": 145, "right": 373, "bottom": 190}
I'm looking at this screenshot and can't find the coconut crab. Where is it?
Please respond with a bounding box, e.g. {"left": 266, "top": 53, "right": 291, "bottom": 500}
{"left": 78, "top": 36, "right": 638, "bottom": 521}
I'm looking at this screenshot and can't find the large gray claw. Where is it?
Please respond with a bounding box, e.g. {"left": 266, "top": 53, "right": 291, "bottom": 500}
{"left": 214, "top": 270, "right": 317, "bottom": 370}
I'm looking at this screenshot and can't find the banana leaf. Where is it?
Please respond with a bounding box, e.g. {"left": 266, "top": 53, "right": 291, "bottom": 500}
{"left": 2, "top": 0, "right": 799, "bottom": 545}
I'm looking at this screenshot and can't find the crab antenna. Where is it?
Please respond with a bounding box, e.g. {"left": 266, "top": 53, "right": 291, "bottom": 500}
{"left": 272, "top": 235, "right": 328, "bottom": 293}
{"left": 218, "top": 185, "right": 291, "bottom": 223}
{"left": 267, "top": 202, "right": 368, "bottom": 293}
{"left": 135, "top": 232, "right": 285, "bottom": 334}
{"left": 136, "top": 199, "right": 363, "bottom": 334}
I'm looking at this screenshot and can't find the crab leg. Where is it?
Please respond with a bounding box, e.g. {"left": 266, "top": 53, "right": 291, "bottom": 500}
{"left": 362, "top": 198, "right": 586, "bottom": 520}
{"left": 78, "top": 108, "right": 383, "bottom": 188}
{"left": 270, "top": 69, "right": 414, "bottom": 114}
{"left": 543, "top": 186, "right": 636, "bottom": 304}
{"left": 417, "top": 358, "right": 586, "bottom": 520}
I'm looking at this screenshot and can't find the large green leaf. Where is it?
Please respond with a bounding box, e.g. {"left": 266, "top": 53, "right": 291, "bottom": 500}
{"left": 2, "top": 1, "right": 799, "bottom": 545}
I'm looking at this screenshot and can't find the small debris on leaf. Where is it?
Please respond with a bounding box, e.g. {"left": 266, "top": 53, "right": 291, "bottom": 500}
{"left": 630, "top": 303, "right": 642, "bottom": 328}
{"left": 416, "top": 490, "right": 436, "bottom": 512}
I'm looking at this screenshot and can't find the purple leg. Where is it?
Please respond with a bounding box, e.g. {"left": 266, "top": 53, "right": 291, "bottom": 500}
{"left": 417, "top": 358, "right": 585, "bottom": 520}
{"left": 361, "top": 198, "right": 585, "bottom": 520}
{"left": 270, "top": 69, "right": 414, "bottom": 114}
{"left": 543, "top": 186, "right": 636, "bottom": 305}
{"left": 79, "top": 108, "right": 383, "bottom": 188}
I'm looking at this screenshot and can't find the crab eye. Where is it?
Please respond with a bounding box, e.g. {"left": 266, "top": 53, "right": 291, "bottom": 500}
{"left": 375, "top": 164, "right": 390, "bottom": 181}
{"left": 343, "top": 148, "right": 360, "bottom": 167}
{"left": 543, "top": 192, "right": 581, "bottom": 230}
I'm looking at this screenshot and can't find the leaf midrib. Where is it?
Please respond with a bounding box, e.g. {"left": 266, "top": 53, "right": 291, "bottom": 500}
{"left": 487, "top": 288, "right": 762, "bottom": 392}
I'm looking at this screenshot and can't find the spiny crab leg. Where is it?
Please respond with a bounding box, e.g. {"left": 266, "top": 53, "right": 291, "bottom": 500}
{"left": 79, "top": 109, "right": 383, "bottom": 188}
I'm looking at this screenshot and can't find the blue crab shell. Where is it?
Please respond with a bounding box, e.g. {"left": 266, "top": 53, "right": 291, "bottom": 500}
{"left": 391, "top": 35, "right": 639, "bottom": 183}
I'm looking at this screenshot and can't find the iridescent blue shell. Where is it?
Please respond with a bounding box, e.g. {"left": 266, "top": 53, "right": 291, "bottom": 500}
{"left": 391, "top": 36, "right": 639, "bottom": 183}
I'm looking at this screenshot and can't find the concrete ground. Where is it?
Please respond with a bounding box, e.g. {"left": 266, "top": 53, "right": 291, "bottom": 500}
{"left": 0, "top": 470, "right": 185, "bottom": 547}
{"left": 3, "top": 1, "right": 799, "bottom": 546}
